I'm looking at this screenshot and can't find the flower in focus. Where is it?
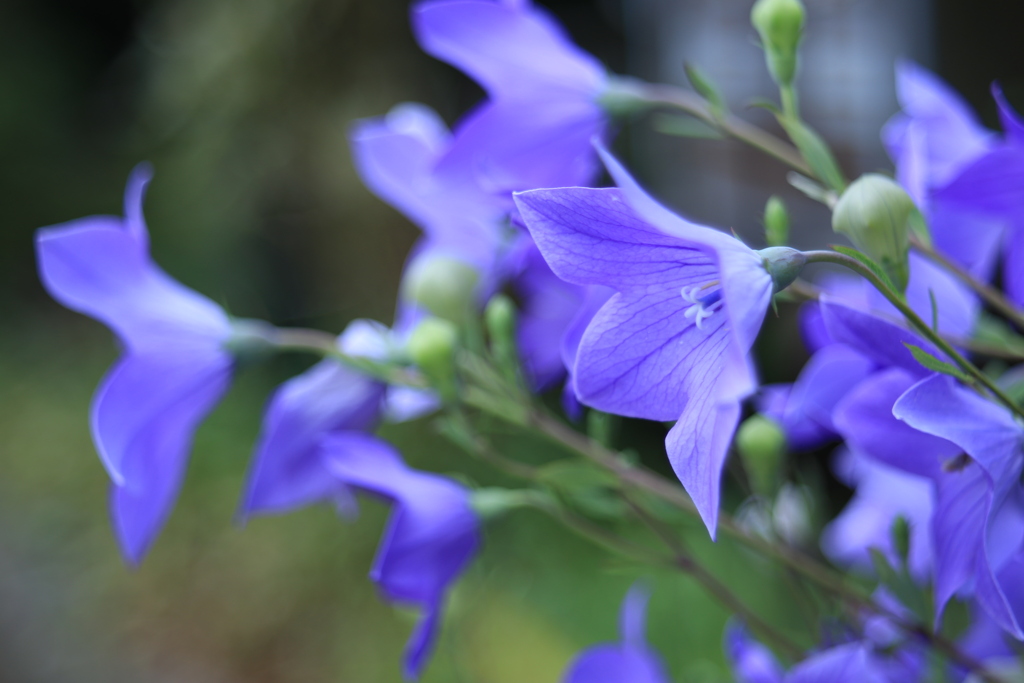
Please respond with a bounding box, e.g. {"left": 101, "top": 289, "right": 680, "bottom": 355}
{"left": 35, "top": 164, "right": 238, "bottom": 563}
{"left": 561, "top": 584, "right": 670, "bottom": 683}
{"left": 322, "top": 434, "right": 481, "bottom": 680}
{"left": 516, "top": 146, "right": 801, "bottom": 536}
{"left": 413, "top": 0, "right": 611, "bottom": 193}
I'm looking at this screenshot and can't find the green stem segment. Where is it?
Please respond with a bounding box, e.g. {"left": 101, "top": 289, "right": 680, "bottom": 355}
{"left": 802, "top": 250, "right": 1024, "bottom": 420}
{"left": 910, "top": 236, "right": 1024, "bottom": 331}
{"left": 631, "top": 82, "right": 813, "bottom": 176}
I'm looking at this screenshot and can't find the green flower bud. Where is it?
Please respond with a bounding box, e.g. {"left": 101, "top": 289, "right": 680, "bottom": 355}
{"left": 402, "top": 255, "right": 480, "bottom": 325}
{"left": 736, "top": 414, "right": 786, "bottom": 496}
{"left": 758, "top": 246, "right": 806, "bottom": 293}
{"left": 832, "top": 173, "right": 913, "bottom": 291}
{"left": 763, "top": 195, "right": 790, "bottom": 247}
{"left": 406, "top": 317, "right": 459, "bottom": 392}
{"left": 751, "top": 0, "right": 805, "bottom": 86}
{"left": 484, "top": 294, "right": 517, "bottom": 347}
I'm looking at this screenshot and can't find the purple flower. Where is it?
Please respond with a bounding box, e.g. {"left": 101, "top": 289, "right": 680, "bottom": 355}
{"left": 561, "top": 584, "right": 670, "bottom": 683}
{"left": 727, "top": 624, "right": 913, "bottom": 683}
{"left": 350, "top": 103, "right": 508, "bottom": 285}
{"left": 413, "top": 0, "right": 610, "bottom": 193}
{"left": 35, "top": 164, "right": 236, "bottom": 563}
{"left": 893, "top": 375, "right": 1024, "bottom": 637}
{"left": 240, "top": 321, "right": 387, "bottom": 518}
{"left": 821, "top": 448, "right": 934, "bottom": 580}
{"left": 322, "top": 433, "right": 481, "bottom": 680}
{"left": 515, "top": 147, "right": 794, "bottom": 535}
{"left": 883, "top": 61, "right": 1004, "bottom": 281}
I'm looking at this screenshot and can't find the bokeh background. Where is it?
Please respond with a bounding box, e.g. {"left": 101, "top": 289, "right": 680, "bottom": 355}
{"left": 2, "top": 0, "right": 1023, "bottom": 681}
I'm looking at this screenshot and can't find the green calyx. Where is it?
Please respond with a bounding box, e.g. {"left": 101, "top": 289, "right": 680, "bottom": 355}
{"left": 758, "top": 246, "right": 806, "bottom": 293}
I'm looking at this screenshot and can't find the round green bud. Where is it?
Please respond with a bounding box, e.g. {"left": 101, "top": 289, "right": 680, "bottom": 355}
{"left": 751, "top": 0, "right": 806, "bottom": 86}
{"left": 736, "top": 414, "right": 786, "bottom": 496}
{"left": 832, "top": 173, "right": 913, "bottom": 291}
{"left": 406, "top": 317, "right": 459, "bottom": 388}
{"left": 764, "top": 195, "right": 790, "bottom": 247}
{"left": 402, "top": 255, "right": 480, "bottom": 325}
{"left": 757, "top": 246, "right": 806, "bottom": 293}
{"left": 484, "top": 294, "right": 517, "bottom": 346}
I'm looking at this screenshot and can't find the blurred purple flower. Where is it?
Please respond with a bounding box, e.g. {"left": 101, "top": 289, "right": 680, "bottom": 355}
{"left": 727, "top": 623, "right": 913, "bottom": 683}
{"left": 562, "top": 584, "right": 670, "bottom": 683}
{"left": 515, "top": 147, "right": 781, "bottom": 536}
{"left": 883, "top": 61, "right": 1005, "bottom": 281}
{"left": 322, "top": 434, "right": 481, "bottom": 680}
{"left": 350, "top": 102, "right": 508, "bottom": 288}
{"left": 894, "top": 375, "right": 1024, "bottom": 638}
{"left": 821, "top": 449, "right": 934, "bottom": 580}
{"left": 35, "top": 164, "right": 236, "bottom": 563}
{"left": 413, "top": 0, "right": 610, "bottom": 193}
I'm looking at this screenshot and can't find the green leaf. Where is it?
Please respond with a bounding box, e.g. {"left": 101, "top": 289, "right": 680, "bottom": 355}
{"left": 831, "top": 245, "right": 901, "bottom": 295}
{"left": 868, "top": 548, "right": 931, "bottom": 624}
{"left": 973, "top": 312, "right": 1024, "bottom": 356}
{"left": 903, "top": 343, "right": 972, "bottom": 384}
{"left": 651, "top": 113, "right": 723, "bottom": 139}
{"left": 777, "top": 115, "right": 846, "bottom": 192}
{"left": 684, "top": 62, "right": 729, "bottom": 121}
{"left": 537, "top": 461, "right": 626, "bottom": 521}
{"left": 747, "top": 97, "right": 782, "bottom": 115}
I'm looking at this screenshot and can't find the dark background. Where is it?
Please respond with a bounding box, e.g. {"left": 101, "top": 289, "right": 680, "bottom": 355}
{"left": 1, "top": 1, "right": 1021, "bottom": 681}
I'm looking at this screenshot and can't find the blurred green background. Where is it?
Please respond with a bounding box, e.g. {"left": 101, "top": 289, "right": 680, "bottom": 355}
{"left": 2, "top": 0, "right": 1024, "bottom": 681}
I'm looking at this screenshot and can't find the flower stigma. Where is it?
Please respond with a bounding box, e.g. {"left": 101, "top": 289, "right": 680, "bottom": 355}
{"left": 681, "top": 281, "right": 723, "bottom": 330}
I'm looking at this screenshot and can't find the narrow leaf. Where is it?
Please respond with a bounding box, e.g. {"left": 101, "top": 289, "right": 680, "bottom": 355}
{"left": 904, "top": 343, "right": 972, "bottom": 383}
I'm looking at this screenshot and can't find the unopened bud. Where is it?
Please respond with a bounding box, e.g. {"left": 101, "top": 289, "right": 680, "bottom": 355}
{"left": 402, "top": 255, "right": 480, "bottom": 325}
{"left": 484, "top": 295, "right": 517, "bottom": 347}
{"left": 406, "top": 317, "right": 458, "bottom": 391}
{"left": 758, "top": 246, "right": 806, "bottom": 293}
{"left": 736, "top": 414, "right": 786, "bottom": 496}
{"left": 751, "top": 0, "right": 805, "bottom": 86}
{"left": 832, "top": 174, "right": 913, "bottom": 291}
{"left": 764, "top": 195, "right": 790, "bottom": 247}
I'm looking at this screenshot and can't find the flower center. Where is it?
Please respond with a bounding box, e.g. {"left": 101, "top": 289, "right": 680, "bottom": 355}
{"left": 680, "top": 281, "right": 723, "bottom": 330}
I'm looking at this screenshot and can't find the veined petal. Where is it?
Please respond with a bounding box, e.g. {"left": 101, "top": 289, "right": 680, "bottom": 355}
{"left": 515, "top": 187, "right": 714, "bottom": 292}
{"left": 91, "top": 351, "right": 232, "bottom": 488}
{"left": 321, "top": 434, "right": 480, "bottom": 679}
{"left": 666, "top": 394, "right": 741, "bottom": 537}
{"left": 104, "top": 353, "right": 232, "bottom": 564}
{"left": 241, "top": 356, "right": 384, "bottom": 518}
{"left": 833, "top": 369, "right": 958, "bottom": 479}
{"left": 574, "top": 288, "right": 729, "bottom": 421}
{"left": 597, "top": 145, "right": 743, "bottom": 255}
{"left": 36, "top": 220, "right": 231, "bottom": 352}
{"left": 931, "top": 465, "right": 992, "bottom": 627}
{"left": 412, "top": 0, "right": 605, "bottom": 100}
{"left": 893, "top": 374, "right": 1023, "bottom": 482}
{"left": 717, "top": 243, "right": 772, "bottom": 358}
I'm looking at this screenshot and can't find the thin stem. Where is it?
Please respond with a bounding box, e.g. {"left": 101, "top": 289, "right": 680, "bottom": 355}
{"left": 802, "top": 250, "right": 1024, "bottom": 419}
{"left": 268, "top": 327, "right": 428, "bottom": 388}
{"left": 525, "top": 410, "right": 1003, "bottom": 681}
{"left": 624, "top": 495, "right": 805, "bottom": 660}
{"left": 910, "top": 236, "right": 1024, "bottom": 331}
{"left": 631, "top": 82, "right": 813, "bottom": 176}
{"left": 781, "top": 279, "right": 1024, "bottom": 361}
